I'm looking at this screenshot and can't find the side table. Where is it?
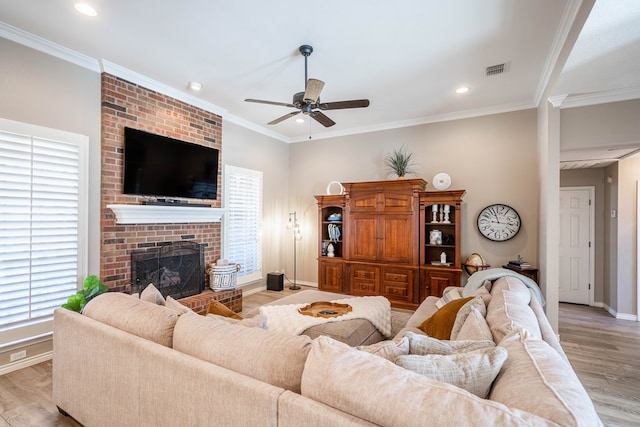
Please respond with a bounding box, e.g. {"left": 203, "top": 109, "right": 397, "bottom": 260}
{"left": 502, "top": 264, "right": 539, "bottom": 284}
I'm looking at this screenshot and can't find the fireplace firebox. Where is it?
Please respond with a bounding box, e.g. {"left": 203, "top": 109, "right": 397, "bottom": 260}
{"left": 131, "top": 241, "right": 205, "bottom": 299}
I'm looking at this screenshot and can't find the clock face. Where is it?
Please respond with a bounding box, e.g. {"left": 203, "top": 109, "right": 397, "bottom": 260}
{"left": 477, "top": 204, "right": 521, "bottom": 242}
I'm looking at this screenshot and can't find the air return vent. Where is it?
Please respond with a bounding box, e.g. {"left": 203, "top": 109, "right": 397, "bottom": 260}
{"left": 486, "top": 62, "right": 510, "bottom": 76}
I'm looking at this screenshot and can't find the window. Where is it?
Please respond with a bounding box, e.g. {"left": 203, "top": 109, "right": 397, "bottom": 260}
{"left": 0, "top": 118, "right": 87, "bottom": 347}
{"left": 223, "top": 165, "right": 262, "bottom": 285}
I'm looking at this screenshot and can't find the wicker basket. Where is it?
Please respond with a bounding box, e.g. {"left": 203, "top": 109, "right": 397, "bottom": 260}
{"left": 210, "top": 263, "right": 241, "bottom": 291}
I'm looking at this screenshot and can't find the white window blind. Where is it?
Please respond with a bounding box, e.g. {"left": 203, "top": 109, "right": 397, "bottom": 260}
{"left": 224, "top": 165, "right": 262, "bottom": 285}
{"left": 0, "top": 118, "right": 87, "bottom": 347}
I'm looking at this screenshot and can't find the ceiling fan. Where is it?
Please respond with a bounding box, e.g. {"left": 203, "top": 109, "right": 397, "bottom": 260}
{"left": 245, "top": 45, "right": 370, "bottom": 127}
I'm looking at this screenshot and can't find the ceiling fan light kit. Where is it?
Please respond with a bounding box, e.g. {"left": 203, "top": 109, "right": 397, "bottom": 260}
{"left": 245, "top": 45, "right": 370, "bottom": 127}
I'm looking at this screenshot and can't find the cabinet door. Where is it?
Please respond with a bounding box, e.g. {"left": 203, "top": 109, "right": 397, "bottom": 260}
{"left": 350, "top": 264, "right": 380, "bottom": 296}
{"left": 379, "top": 214, "right": 415, "bottom": 263}
{"left": 349, "top": 193, "right": 379, "bottom": 213}
{"left": 348, "top": 214, "right": 378, "bottom": 261}
{"left": 421, "top": 268, "right": 461, "bottom": 300}
{"left": 319, "top": 261, "right": 344, "bottom": 293}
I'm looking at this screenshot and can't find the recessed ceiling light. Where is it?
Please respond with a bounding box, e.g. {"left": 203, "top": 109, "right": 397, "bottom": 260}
{"left": 188, "top": 82, "right": 202, "bottom": 91}
{"left": 296, "top": 118, "right": 305, "bottom": 123}
{"left": 74, "top": 3, "right": 97, "bottom": 17}
{"left": 456, "top": 87, "right": 469, "bottom": 94}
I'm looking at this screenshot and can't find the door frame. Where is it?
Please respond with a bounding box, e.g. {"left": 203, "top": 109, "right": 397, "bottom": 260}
{"left": 560, "top": 186, "right": 596, "bottom": 306}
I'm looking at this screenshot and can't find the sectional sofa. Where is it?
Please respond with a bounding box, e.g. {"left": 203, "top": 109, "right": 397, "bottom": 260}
{"left": 52, "top": 273, "right": 601, "bottom": 426}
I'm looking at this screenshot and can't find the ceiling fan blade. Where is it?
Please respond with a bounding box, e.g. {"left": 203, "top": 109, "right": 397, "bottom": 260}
{"left": 319, "top": 99, "right": 370, "bottom": 110}
{"left": 304, "top": 79, "right": 325, "bottom": 103}
{"left": 245, "top": 98, "right": 295, "bottom": 108}
{"left": 309, "top": 111, "right": 336, "bottom": 127}
{"left": 268, "top": 111, "right": 300, "bottom": 125}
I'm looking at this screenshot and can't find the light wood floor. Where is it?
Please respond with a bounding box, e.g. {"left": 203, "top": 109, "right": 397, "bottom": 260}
{"left": 1, "top": 289, "right": 638, "bottom": 426}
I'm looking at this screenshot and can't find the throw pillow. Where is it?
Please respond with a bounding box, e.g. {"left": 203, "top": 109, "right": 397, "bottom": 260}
{"left": 450, "top": 296, "right": 486, "bottom": 340}
{"left": 405, "top": 331, "right": 494, "bottom": 355}
{"left": 165, "top": 296, "right": 193, "bottom": 315}
{"left": 418, "top": 296, "right": 474, "bottom": 339}
{"left": 455, "top": 306, "right": 493, "bottom": 341}
{"left": 395, "top": 346, "right": 508, "bottom": 398}
{"left": 140, "top": 283, "right": 165, "bottom": 305}
{"left": 207, "top": 299, "right": 242, "bottom": 320}
{"left": 357, "top": 337, "right": 409, "bottom": 362}
{"left": 435, "top": 287, "right": 462, "bottom": 309}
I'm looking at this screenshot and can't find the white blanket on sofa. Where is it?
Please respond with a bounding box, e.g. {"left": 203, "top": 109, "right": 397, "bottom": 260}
{"left": 462, "top": 267, "right": 545, "bottom": 305}
{"left": 259, "top": 296, "right": 391, "bottom": 337}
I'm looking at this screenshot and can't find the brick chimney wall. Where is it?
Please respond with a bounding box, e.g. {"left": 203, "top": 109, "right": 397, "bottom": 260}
{"left": 100, "top": 73, "right": 222, "bottom": 292}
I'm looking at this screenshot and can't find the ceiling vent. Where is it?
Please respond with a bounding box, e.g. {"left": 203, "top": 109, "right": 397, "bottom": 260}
{"left": 486, "top": 62, "right": 510, "bottom": 76}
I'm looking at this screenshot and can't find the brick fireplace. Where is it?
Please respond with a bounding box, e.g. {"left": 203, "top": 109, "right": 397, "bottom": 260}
{"left": 100, "top": 73, "right": 223, "bottom": 293}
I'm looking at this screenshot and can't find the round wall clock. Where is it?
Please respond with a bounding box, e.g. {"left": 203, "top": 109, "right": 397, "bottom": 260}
{"left": 477, "top": 204, "right": 521, "bottom": 242}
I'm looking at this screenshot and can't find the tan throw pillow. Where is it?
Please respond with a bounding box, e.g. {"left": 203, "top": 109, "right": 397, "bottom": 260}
{"left": 418, "top": 296, "right": 474, "bottom": 339}
{"left": 450, "top": 296, "right": 486, "bottom": 340}
{"left": 357, "top": 337, "right": 409, "bottom": 362}
{"left": 405, "top": 331, "right": 494, "bottom": 355}
{"left": 140, "top": 283, "right": 165, "bottom": 305}
{"left": 165, "top": 296, "right": 193, "bottom": 315}
{"left": 207, "top": 299, "right": 242, "bottom": 320}
{"left": 395, "top": 346, "right": 507, "bottom": 398}
{"left": 456, "top": 306, "right": 493, "bottom": 341}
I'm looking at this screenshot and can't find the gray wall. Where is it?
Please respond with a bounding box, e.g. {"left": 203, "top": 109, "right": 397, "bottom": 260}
{"left": 289, "top": 109, "right": 540, "bottom": 285}
{"left": 0, "top": 37, "right": 102, "bottom": 274}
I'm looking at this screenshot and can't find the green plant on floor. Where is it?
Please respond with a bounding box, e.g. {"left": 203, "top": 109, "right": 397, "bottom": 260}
{"left": 62, "top": 275, "right": 108, "bottom": 312}
{"left": 384, "top": 145, "right": 417, "bottom": 178}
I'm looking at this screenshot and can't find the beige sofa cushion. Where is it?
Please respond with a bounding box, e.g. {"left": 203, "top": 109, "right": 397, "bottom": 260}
{"left": 82, "top": 292, "right": 178, "bottom": 347}
{"left": 173, "top": 313, "right": 312, "bottom": 393}
{"left": 302, "top": 336, "right": 554, "bottom": 427}
{"left": 450, "top": 296, "right": 486, "bottom": 339}
{"left": 486, "top": 276, "right": 542, "bottom": 344}
{"left": 395, "top": 346, "right": 507, "bottom": 398}
{"left": 490, "top": 329, "right": 602, "bottom": 426}
{"left": 140, "top": 283, "right": 165, "bottom": 305}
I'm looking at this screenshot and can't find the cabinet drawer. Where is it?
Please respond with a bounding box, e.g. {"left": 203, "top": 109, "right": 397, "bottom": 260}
{"left": 352, "top": 267, "right": 378, "bottom": 280}
{"left": 352, "top": 280, "right": 379, "bottom": 295}
{"left": 383, "top": 284, "right": 409, "bottom": 298}
{"left": 383, "top": 271, "right": 409, "bottom": 284}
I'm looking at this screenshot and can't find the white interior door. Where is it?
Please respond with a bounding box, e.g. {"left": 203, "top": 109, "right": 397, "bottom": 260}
{"left": 559, "top": 187, "right": 594, "bottom": 305}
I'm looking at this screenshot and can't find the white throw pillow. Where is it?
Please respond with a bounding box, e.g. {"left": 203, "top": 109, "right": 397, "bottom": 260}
{"left": 405, "top": 331, "right": 494, "bottom": 355}
{"left": 450, "top": 296, "right": 486, "bottom": 340}
{"left": 395, "top": 346, "right": 508, "bottom": 398}
{"left": 165, "top": 296, "right": 193, "bottom": 315}
{"left": 357, "top": 337, "right": 409, "bottom": 361}
{"left": 456, "top": 306, "right": 493, "bottom": 341}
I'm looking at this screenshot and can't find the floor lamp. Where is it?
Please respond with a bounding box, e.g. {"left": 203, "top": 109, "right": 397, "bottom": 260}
{"left": 287, "top": 212, "right": 302, "bottom": 290}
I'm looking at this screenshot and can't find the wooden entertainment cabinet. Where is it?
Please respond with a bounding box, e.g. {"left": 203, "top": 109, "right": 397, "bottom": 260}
{"left": 315, "top": 179, "right": 465, "bottom": 309}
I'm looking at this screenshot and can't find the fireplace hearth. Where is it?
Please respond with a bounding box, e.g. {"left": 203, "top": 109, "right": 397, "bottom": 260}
{"left": 131, "top": 241, "right": 205, "bottom": 299}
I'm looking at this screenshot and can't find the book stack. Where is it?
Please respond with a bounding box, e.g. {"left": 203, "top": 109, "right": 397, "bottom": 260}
{"left": 508, "top": 258, "right": 531, "bottom": 269}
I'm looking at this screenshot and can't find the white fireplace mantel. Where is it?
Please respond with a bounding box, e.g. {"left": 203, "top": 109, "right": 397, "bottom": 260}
{"left": 107, "top": 204, "right": 225, "bottom": 224}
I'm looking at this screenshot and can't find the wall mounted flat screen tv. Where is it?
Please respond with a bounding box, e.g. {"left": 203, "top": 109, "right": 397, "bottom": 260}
{"left": 123, "top": 127, "right": 219, "bottom": 200}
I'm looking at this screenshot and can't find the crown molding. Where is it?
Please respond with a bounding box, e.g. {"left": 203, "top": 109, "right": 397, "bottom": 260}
{"left": 100, "top": 60, "right": 228, "bottom": 117}
{"left": 0, "top": 21, "right": 100, "bottom": 71}
{"left": 288, "top": 101, "right": 537, "bottom": 143}
{"left": 552, "top": 86, "right": 640, "bottom": 109}
{"left": 534, "top": 0, "right": 584, "bottom": 106}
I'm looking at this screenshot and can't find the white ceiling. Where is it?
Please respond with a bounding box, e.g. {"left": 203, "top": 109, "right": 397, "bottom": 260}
{"left": 1, "top": 0, "right": 639, "bottom": 167}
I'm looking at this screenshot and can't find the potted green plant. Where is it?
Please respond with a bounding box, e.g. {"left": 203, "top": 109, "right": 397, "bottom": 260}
{"left": 62, "top": 275, "right": 108, "bottom": 312}
{"left": 384, "top": 146, "right": 417, "bottom": 178}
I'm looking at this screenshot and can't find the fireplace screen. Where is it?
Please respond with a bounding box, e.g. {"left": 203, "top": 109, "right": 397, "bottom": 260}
{"left": 131, "top": 241, "right": 204, "bottom": 299}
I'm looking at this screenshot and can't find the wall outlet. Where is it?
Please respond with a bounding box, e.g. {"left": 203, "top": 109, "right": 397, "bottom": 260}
{"left": 10, "top": 350, "right": 27, "bottom": 362}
